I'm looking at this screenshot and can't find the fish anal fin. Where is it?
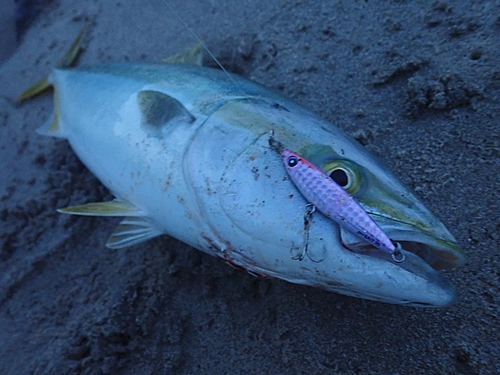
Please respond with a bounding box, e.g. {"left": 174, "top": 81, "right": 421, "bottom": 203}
{"left": 57, "top": 199, "right": 144, "bottom": 217}
{"left": 106, "top": 217, "right": 163, "bottom": 249}
{"left": 163, "top": 42, "right": 203, "bottom": 66}
{"left": 137, "top": 90, "right": 195, "bottom": 137}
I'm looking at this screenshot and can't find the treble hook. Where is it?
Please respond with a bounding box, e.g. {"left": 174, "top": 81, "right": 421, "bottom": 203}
{"left": 292, "top": 204, "right": 317, "bottom": 262}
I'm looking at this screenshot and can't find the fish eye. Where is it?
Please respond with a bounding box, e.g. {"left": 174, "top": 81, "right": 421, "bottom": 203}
{"left": 329, "top": 168, "right": 349, "bottom": 187}
{"left": 287, "top": 156, "right": 299, "bottom": 167}
{"left": 322, "top": 160, "right": 362, "bottom": 194}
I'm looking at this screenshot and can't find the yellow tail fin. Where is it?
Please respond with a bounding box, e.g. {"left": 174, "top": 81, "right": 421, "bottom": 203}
{"left": 17, "top": 26, "right": 87, "bottom": 102}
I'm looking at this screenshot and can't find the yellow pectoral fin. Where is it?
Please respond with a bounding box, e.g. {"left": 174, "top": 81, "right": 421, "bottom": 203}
{"left": 57, "top": 199, "right": 144, "bottom": 217}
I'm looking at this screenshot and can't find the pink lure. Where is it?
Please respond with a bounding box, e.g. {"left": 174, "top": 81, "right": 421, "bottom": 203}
{"left": 282, "top": 149, "right": 396, "bottom": 254}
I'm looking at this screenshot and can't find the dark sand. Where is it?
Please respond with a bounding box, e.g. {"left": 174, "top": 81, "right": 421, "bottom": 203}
{"left": 1, "top": 0, "right": 499, "bottom": 374}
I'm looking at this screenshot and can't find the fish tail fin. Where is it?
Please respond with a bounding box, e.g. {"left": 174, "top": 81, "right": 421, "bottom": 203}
{"left": 16, "top": 76, "right": 52, "bottom": 103}
{"left": 58, "top": 199, "right": 163, "bottom": 249}
{"left": 17, "top": 26, "right": 87, "bottom": 102}
{"left": 35, "top": 84, "right": 65, "bottom": 137}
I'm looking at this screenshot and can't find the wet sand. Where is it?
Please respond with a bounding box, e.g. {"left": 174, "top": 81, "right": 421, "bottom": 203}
{"left": 1, "top": 1, "right": 499, "bottom": 374}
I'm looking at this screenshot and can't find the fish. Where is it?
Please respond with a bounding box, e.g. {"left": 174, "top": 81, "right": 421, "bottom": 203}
{"left": 21, "top": 37, "right": 465, "bottom": 307}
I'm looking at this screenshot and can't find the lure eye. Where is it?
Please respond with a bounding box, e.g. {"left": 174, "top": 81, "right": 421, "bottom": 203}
{"left": 322, "top": 160, "right": 362, "bottom": 194}
{"left": 287, "top": 156, "right": 299, "bottom": 167}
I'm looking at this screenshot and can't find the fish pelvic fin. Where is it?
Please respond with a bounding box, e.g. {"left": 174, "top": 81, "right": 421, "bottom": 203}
{"left": 57, "top": 199, "right": 145, "bottom": 217}
{"left": 17, "top": 26, "right": 86, "bottom": 102}
{"left": 106, "top": 217, "right": 164, "bottom": 249}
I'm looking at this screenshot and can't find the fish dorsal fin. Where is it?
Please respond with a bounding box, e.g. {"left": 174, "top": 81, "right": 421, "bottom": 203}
{"left": 106, "top": 217, "right": 163, "bottom": 249}
{"left": 137, "top": 90, "right": 195, "bottom": 137}
{"left": 163, "top": 42, "right": 204, "bottom": 66}
{"left": 57, "top": 199, "right": 144, "bottom": 217}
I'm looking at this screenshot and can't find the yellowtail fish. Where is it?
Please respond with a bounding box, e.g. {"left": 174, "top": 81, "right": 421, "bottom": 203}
{"left": 20, "top": 32, "right": 464, "bottom": 307}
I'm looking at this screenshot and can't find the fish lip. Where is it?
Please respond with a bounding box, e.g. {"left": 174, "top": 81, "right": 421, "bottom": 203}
{"left": 351, "top": 282, "right": 458, "bottom": 308}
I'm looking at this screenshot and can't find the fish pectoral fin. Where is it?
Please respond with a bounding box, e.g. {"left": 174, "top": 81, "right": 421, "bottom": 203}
{"left": 137, "top": 90, "right": 195, "bottom": 137}
{"left": 57, "top": 199, "right": 144, "bottom": 217}
{"left": 163, "top": 42, "right": 203, "bottom": 66}
{"left": 17, "top": 26, "right": 86, "bottom": 102}
{"left": 106, "top": 217, "right": 163, "bottom": 249}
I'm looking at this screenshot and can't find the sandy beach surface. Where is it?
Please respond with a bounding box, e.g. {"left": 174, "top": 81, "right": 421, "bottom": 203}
{"left": 1, "top": 0, "right": 499, "bottom": 374}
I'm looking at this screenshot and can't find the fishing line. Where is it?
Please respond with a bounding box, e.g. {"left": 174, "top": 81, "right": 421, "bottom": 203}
{"left": 160, "top": 0, "right": 285, "bottom": 153}
{"left": 159, "top": 0, "right": 250, "bottom": 100}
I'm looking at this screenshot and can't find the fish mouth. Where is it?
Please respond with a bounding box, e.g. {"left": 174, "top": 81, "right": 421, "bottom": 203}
{"left": 339, "top": 222, "right": 462, "bottom": 307}
{"left": 394, "top": 238, "right": 462, "bottom": 270}
{"left": 340, "top": 219, "right": 464, "bottom": 271}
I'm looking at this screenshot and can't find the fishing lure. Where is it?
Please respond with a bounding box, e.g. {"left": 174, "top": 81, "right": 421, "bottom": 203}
{"left": 282, "top": 149, "right": 404, "bottom": 262}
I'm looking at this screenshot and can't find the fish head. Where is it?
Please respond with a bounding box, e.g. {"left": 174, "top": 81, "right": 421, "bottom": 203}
{"left": 297, "top": 142, "right": 464, "bottom": 269}
{"left": 182, "top": 75, "right": 464, "bottom": 307}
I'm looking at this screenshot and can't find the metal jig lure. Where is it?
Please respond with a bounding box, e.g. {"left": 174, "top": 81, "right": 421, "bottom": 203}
{"left": 281, "top": 149, "right": 404, "bottom": 263}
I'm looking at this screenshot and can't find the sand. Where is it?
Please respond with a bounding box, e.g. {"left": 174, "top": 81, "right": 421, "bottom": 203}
{"left": 0, "top": 0, "right": 499, "bottom": 374}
